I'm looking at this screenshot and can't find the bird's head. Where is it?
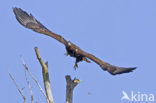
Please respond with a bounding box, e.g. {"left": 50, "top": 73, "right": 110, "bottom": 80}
{"left": 67, "top": 41, "right": 72, "bottom": 47}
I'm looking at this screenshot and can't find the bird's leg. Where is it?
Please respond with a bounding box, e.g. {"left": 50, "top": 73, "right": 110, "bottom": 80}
{"left": 74, "top": 57, "right": 80, "bottom": 70}
{"left": 74, "top": 61, "right": 78, "bottom": 70}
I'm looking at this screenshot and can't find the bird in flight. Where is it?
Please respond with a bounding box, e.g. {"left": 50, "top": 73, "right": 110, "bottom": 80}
{"left": 13, "top": 7, "right": 136, "bottom": 75}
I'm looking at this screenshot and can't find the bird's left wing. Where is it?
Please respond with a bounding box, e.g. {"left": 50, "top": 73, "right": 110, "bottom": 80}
{"left": 79, "top": 50, "right": 136, "bottom": 75}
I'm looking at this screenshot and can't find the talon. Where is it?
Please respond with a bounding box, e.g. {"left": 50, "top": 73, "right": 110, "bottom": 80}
{"left": 74, "top": 63, "right": 78, "bottom": 70}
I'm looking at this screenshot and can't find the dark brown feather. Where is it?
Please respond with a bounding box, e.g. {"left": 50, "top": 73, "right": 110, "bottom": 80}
{"left": 13, "top": 8, "right": 46, "bottom": 32}
{"left": 13, "top": 7, "right": 68, "bottom": 45}
{"left": 101, "top": 64, "right": 136, "bottom": 75}
{"left": 80, "top": 51, "right": 137, "bottom": 75}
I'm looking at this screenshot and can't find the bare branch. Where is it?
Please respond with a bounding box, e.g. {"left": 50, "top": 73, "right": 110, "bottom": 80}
{"left": 8, "top": 70, "right": 26, "bottom": 103}
{"left": 34, "top": 47, "right": 54, "bottom": 103}
{"left": 25, "top": 71, "right": 34, "bottom": 103}
{"left": 65, "top": 75, "right": 81, "bottom": 103}
{"left": 20, "top": 56, "right": 50, "bottom": 103}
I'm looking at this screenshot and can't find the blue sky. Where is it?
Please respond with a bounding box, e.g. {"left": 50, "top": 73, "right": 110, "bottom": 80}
{"left": 0, "top": 0, "right": 156, "bottom": 103}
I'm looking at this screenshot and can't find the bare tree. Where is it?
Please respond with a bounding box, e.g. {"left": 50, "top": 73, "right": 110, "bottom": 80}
{"left": 35, "top": 47, "right": 54, "bottom": 103}
{"left": 66, "top": 75, "right": 80, "bottom": 103}
{"left": 9, "top": 47, "right": 80, "bottom": 103}
{"left": 8, "top": 71, "right": 26, "bottom": 103}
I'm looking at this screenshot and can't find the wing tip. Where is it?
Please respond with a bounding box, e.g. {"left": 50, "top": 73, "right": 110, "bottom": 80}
{"left": 112, "top": 67, "right": 137, "bottom": 75}
{"left": 12, "top": 7, "right": 23, "bottom": 15}
{"left": 13, "top": 7, "right": 29, "bottom": 27}
{"left": 13, "top": 7, "right": 47, "bottom": 31}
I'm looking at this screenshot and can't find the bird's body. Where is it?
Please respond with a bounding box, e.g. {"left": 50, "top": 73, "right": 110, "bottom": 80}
{"left": 13, "top": 7, "right": 136, "bottom": 75}
{"left": 65, "top": 41, "right": 91, "bottom": 68}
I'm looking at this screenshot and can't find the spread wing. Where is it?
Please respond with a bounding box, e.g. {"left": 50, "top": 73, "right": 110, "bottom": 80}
{"left": 13, "top": 8, "right": 68, "bottom": 45}
{"left": 80, "top": 51, "right": 136, "bottom": 75}
{"left": 13, "top": 7, "right": 136, "bottom": 75}
{"left": 13, "top": 8, "right": 46, "bottom": 31}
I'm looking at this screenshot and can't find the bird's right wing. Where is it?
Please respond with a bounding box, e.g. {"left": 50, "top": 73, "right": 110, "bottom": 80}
{"left": 13, "top": 8, "right": 68, "bottom": 45}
